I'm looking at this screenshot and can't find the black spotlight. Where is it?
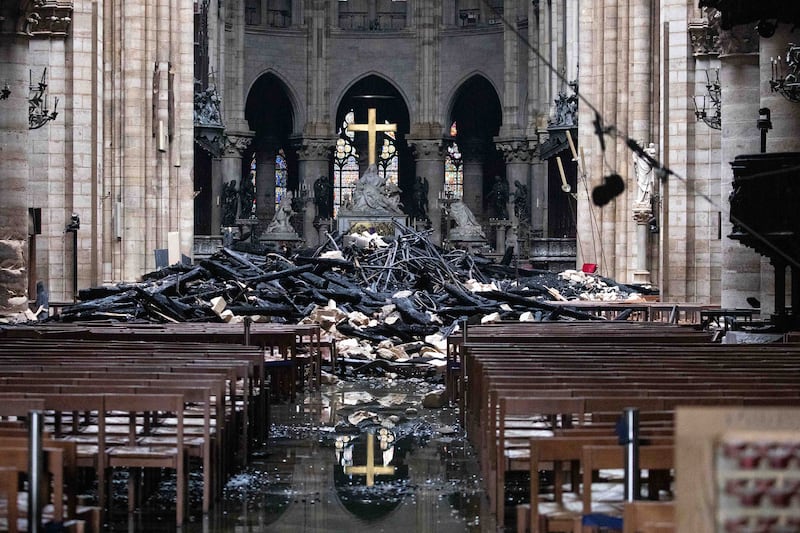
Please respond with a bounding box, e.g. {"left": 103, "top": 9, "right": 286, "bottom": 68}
{"left": 591, "top": 174, "right": 625, "bottom": 207}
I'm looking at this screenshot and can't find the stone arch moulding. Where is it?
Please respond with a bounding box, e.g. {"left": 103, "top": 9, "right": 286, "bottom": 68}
{"left": 245, "top": 68, "right": 303, "bottom": 136}
{"left": 333, "top": 71, "right": 412, "bottom": 131}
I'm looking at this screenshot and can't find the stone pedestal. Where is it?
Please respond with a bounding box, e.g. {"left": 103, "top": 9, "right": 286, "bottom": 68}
{"left": 489, "top": 219, "right": 511, "bottom": 252}
{"left": 337, "top": 213, "right": 409, "bottom": 237}
{"left": 314, "top": 218, "right": 334, "bottom": 244}
{"left": 632, "top": 205, "right": 652, "bottom": 284}
{"left": 448, "top": 234, "right": 490, "bottom": 254}
{"left": 260, "top": 232, "right": 304, "bottom": 253}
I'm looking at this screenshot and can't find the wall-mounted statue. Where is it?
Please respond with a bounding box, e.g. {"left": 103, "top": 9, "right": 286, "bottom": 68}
{"left": 412, "top": 175, "right": 429, "bottom": 221}
{"left": 313, "top": 175, "right": 333, "bottom": 219}
{"left": 221, "top": 180, "right": 238, "bottom": 227}
{"left": 489, "top": 175, "right": 509, "bottom": 219}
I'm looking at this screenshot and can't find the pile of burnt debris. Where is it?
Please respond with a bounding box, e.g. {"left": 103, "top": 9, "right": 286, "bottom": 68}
{"left": 47, "top": 226, "right": 655, "bottom": 376}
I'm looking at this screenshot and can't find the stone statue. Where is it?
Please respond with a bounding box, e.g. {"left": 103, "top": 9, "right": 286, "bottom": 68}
{"left": 349, "top": 164, "right": 403, "bottom": 214}
{"left": 489, "top": 175, "right": 509, "bottom": 219}
{"left": 313, "top": 175, "right": 333, "bottom": 219}
{"left": 633, "top": 142, "right": 658, "bottom": 205}
{"left": 221, "top": 180, "right": 238, "bottom": 226}
{"left": 512, "top": 179, "right": 529, "bottom": 221}
{"left": 412, "top": 175, "right": 429, "bottom": 221}
{"left": 449, "top": 200, "right": 485, "bottom": 239}
{"left": 265, "top": 191, "right": 296, "bottom": 234}
{"left": 239, "top": 175, "right": 256, "bottom": 219}
{"left": 193, "top": 85, "right": 223, "bottom": 127}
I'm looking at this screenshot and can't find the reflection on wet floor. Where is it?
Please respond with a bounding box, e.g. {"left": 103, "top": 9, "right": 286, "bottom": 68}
{"left": 106, "top": 377, "right": 497, "bottom": 532}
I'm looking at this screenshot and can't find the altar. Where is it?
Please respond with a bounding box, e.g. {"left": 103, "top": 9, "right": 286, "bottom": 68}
{"left": 337, "top": 213, "right": 408, "bottom": 237}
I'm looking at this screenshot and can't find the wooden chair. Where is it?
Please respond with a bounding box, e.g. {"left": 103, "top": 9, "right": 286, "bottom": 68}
{"left": 104, "top": 393, "right": 186, "bottom": 527}
{"left": 578, "top": 445, "right": 674, "bottom": 533}
{"left": 622, "top": 501, "right": 674, "bottom": 533}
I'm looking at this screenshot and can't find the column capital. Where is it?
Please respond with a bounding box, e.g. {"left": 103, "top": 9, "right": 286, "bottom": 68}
{"left": 223, "top": 132, "right": 254, "bottom": 157}
{"left": 495, "top": 137, "right": 537, "bottom": 164}
{"left": 29, "top": 1, "right": 73, "bottom": 37}
{"left": 632, "top": 206, "right": 653, "bottom": 224}
{"left": 295, "top": 137, "right": 333, "bottom": 161}
{"left": 408, "top": 138, "right": 444, "bottom": 160}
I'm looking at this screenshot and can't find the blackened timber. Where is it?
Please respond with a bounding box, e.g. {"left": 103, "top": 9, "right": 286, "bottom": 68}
{"left": 220, "top": 248, "right": 267, "bottom": 275}
{"left": 199, "top": 258, "right": 251, "bottom": 281}
{"left": 336, "top": 322, "right": 391, "bottom": 343}
{"left": 244, "top": 264, "right": 315, "bottom": 283}
{"left": 484, "top": 290, "right": 604, "bottom": 320}
{"left": 318, "top": 288, "right": 362, "bottom": 304}
{"left": 295, "top": 255, "right": 355, "bottom": 271}
{"left": 393, "top": 297, "right": 431, "bottom": 325}
{"left": 227, "top": 303, "right": 296, "bottom": 317}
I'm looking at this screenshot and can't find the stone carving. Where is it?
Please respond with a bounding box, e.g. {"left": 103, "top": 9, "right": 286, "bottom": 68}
{"left": 221, "top": 180, "right": 238, "bottom": 226}
{"left": 689, "top": 8, "right": 721, "bottom": 57}
{"left": 313, "top": 175, "right": 333, "bottom": 220}
{"left": 265, "top": 191, "right": 297, "bottom": 234}
{"left": 239, "top": 174, "right": 255, "bottom": 219}
{"left": 489, "top": 175, "right": 509, "bottom": 219}
{"left": 512, "top": 179, "right": 529, "bottom": 221}
{"left": 633, "top": 142, "right": 658, "bottom": 205}
{"left": 449, "top": 200, "right": 485, "bottom": 240}
{"left": 411, "top": 175, "right": 429, "bottom": 221}
{"left": 194, "top": 85, "right": 223, "bottom": 127}
{"left": 346, "top": 164, "right": 403, "bottom": 215}
{"left": 550, "top": 90, "right": 578, "bottom": 127}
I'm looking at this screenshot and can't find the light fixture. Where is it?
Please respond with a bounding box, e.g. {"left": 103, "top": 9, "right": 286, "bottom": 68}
{"left": 0, "top": 83, "right": 9, "bottom": 100}
{"left": 770, "top": 43, "right": 800, "bottom": 103}
{"left": 692, "top": 68, "right": 721, "bottom": 130}
{"left": 29, "top": 68, "right": 59, "bottom": 130}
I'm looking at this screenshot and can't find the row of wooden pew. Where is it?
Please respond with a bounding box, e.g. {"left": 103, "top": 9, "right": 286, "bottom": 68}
{"left": 0, "top": 321, "right": 329, "bottom": 531}
{"left": 449, "top": 321, "right": 800, "bottom": 532}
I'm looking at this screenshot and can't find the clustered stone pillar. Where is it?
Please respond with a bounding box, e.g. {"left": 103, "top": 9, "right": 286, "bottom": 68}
{"left": 297, "top": 139, "right": 331, "bottom": 247}
{"left": 719, "top": 28, "right": 761, "bottom": 310}
{"left": 219, "top": 133, "right": 253, "bottom": 228}
{"left": 460, "top": 139, "right": 484, "bottom": 220}
{"left": 409, "top": 139, "right": 444, "bottom": 244}
{"left": 0, "top": 8, "right": 32, "bottom": 314}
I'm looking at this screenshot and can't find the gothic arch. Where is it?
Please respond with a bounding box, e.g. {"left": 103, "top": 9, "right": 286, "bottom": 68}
{"left": 333, "top": 71, "right": 411, "bottom": 130}
{"left": 444, "top": 72, "right": 502, "bottom": 140}
{"left": 245, "top": 70, "right": 300, "bottom": 138}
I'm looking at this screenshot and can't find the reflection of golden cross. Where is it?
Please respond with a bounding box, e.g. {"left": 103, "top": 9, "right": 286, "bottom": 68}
{"left": 343, "top": 433, "right": 395, "bottom": 486}
{"left": 346, "top": 108, "right": 397, "bottom": 166}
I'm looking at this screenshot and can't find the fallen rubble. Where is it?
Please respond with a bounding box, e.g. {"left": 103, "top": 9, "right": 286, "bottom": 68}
{"left": 44, "top": 225, "right": 656, "bottom": 374}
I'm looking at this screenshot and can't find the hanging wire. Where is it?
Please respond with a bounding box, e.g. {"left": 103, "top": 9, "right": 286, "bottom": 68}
{"left": 480, "top": 0, "right": 800, "bottom": 272}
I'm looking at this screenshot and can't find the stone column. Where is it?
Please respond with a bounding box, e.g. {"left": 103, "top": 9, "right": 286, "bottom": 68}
{"left": 496, "top": 138, "right": 535, "bottom": 228}
{"left": 0, "top": 7, "right": 31, "bottom": 314}
{"left": 220, "top": 133, "right": 253, "bottom": 227}
{"left": 409, "top": 139, "right": 444, "bottom": 244}
{"left": 297, "top": 138, "right": 331, "bottom": 247}
{"left": 760, "top": 26, "right": 800, "bottom": 316}
{"left": 719, "top": 27, "right": 761, "bottom": 310}
{"left": 255, "top": 139, "right": 278, "bottom": 223}
{"left": 632, "top": 206, "right": 652, "bottom": 283}
{"left": 460, "top": 139, "right": 485, "bottom": 219}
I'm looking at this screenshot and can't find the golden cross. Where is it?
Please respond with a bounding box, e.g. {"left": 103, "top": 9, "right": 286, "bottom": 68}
{"left": 346, "top": 108, "right": 397, "bottom": 166}
{"left": 343, "top": 433, "right": 395, "bottom": 486}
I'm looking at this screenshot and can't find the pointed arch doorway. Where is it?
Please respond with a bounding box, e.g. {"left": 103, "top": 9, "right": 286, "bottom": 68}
{"left": 334, "top": 75, "right": 412, "bottom": 219}
{"left": 446, "top": 75, "right": 503, "bottom": 232}
{"left": 245, "top": 73, "right": 297, "bottom": 231}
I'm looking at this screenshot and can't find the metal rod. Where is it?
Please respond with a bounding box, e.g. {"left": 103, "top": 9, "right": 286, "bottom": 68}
{"left": 243, "top": 316, "right": 251, "bottom": 346}
{"left": 623, "top": 407, "right": 640, "bottom": 502}
{"left": 72, "top": 229, "right": 78, "bottom": 301}
{"left": 28, "top": 410, "right": 44, "bottom": 533}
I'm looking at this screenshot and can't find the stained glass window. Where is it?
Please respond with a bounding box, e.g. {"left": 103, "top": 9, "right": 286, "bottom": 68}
{"left": 377, "top": 135, "right": 398, "bottom": 187}
{"left": 445, "top": 123, "right": 463, "bottom": 199}
{"left": 275, "top": 149, "right": 288, "bottom": 206}
{"left": 333, "top": 137, "right": 359, "bottom": 218}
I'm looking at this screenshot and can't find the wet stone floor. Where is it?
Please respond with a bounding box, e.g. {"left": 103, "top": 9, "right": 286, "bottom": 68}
{"left": 106, "top": 377, "right": 506, "bottom": 532}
